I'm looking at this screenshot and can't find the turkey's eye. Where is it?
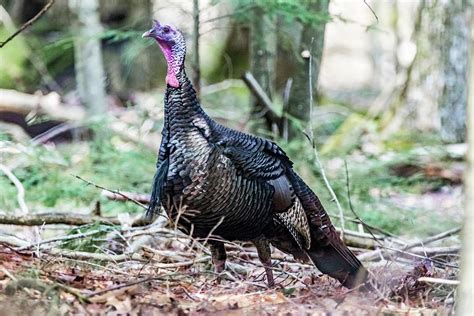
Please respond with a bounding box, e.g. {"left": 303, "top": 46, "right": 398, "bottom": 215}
{"left": 163, "top": 26, "right": 170, "bottom": 33}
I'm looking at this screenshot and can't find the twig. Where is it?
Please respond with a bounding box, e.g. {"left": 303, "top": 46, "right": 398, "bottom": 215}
{"left": 402, "top": 227, "right": 461, "bottom": 251}
{"left": 0, "top": 164, "right": 29, "bottom": 216}
{"left": 45, "top": 249, "right": 143, "bottom": 262}
{"left": 31, "top": 122, "right": 79, "bottom": 145}
{"left": 17, "top": 226, "right": 116, "bottom": 251}
{"left": 0, "top": 267, "right": 17, "bottom": 281}
{"left": 0, "top": 6, "right": 62, "bottom": 91}
{"left": 344, "top": 160, "right": 384, "bottom": 248}
{"left": 417, "top": 277, "right": 459, "bottom": 286}
{"left": 304, "top": 38, "right": 345, "bottom": 236}
{"left": 0, "top": 234, "right": 29, "bottom": 247}
{"left": 72, "top": 175, "right": 147, "bottom": 209}
{"left": 0, "top": 0, "right": 56, "bottom": 48}
{"left": 363, "top": 0, "right": 379, "bottom": 23}
{"left": 101, "top": 190, "right": 151, "bottom": 204}
{"left": 382, "top": 246, "right": 459, "bottom": 269}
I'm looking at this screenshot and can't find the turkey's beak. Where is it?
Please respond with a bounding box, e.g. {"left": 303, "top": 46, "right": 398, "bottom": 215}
{"left": 142, "top": 29, "right": 153, "bottom": 38}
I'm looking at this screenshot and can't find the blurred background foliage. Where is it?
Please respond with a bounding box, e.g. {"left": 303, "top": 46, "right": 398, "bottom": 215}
{"left": 0, "top": 0, "right": 467, "bottom": 238}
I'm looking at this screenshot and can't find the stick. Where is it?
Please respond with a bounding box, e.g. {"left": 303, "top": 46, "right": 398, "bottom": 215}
{"left": 363, "top": 0, "right": 379, "bottom": 23}
{"left": 402, "top": 227, "right": 461, "bottom": 251}
{"left": 344, "top": 161, "right": 385, "bottom": 248}
{"left": 0, "top": 89, "right": 85, "bottom": 121}
{"left": 0, "top": 0, "right": 56, "bottom": 48}
{"left": 409, "top": 245, "right": 460, "bottom": 256}
{"left": 101, "top": 190, "right": 151, "bottom": 204}
{"left": 0, "top": 164, "right": 28, "bottom": 216}
{"left": 73, "top": 175, "right": 147, "bottom": 209}
{"left": 304, "top": 38, "right": 345, "bottom": 236}
{"left": 417, "top": 277, "right": 459, "bottom": 286}
{"left": 0, "top": 213, "right": 121, "bottom": 226}
{"left": 43, "top": 247, "right": 210, "bottom": 267}
{"left": 0, "top": 234, "right": 29, "bottom": 247}
{"left": 242, "top": 72, "right": 281, "bottom": 124}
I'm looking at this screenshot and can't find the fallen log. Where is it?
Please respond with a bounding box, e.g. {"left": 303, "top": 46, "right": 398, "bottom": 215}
{"left": 0, "top": 89, "right": 85, "bottom": 121}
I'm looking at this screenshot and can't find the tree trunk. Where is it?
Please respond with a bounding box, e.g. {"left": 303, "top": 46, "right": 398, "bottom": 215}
{"left": 439, "top": 0, "right": 469, "bottom": 143}
{"left": 100, "top": 0, "right": 158, "bottom": 93}
{"left": 457, "top": 7, "right": 474, "bottom": 314}
{"left": 286, "top": 0, "right": 329, "bottom": 140}
{"left": 192, "top": 0, "right": 201, "bottom": 96}
{"left": 69, "top": 0, "right": 107, "bottom": 115}
{"left": 249, "top": 5, "right": 278, "bottom": 135}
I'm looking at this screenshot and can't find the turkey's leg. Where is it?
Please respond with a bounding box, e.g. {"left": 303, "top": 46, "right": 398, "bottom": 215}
{"left": 252, "top": 239, "right": 274, "bottom": 287}
{"left": 209, "top": 241, "right": 227, "bottom": 274}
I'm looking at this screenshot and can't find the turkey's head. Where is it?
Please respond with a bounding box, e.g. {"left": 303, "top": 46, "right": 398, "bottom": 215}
{"left": 143, "top": 20, "right": 186, "bottom": 88}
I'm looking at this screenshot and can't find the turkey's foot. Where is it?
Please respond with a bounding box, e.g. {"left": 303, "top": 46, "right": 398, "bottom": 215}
{"left": 262, "top": 258, "right": 275, "bottom": 288}
{"left": 209, "top": 241, "right": 227, "bottom": 282}
{"left": 252, "top": 239, "right": 275, "bottom": 288}
{"left": 213, "top": 258, "right": 226, "bottom": 274}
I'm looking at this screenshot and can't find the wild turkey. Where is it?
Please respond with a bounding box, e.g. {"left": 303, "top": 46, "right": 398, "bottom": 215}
{"left": 142, "top": 20, "right": 368, "bottom": 288}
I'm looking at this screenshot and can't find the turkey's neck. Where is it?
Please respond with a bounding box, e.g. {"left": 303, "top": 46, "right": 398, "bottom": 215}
{"left": 164, "top": 68, "right": 208, "bottom": 128}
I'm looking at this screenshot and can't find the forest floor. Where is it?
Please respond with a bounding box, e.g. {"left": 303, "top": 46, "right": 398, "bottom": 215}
{"left": 0, "top": 235, "right": 458, "bottom": 315}
{"left": 0, "top": 100, "right": 464, "bottom": 314}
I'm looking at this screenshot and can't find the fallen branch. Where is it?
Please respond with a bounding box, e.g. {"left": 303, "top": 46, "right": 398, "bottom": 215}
{"left": 409, "top": 245, "right": 460, "bottom": 256}
{"left": 0, "top": 213, "right": 121, "bottom": 226}
{"left": 0, "top": 234, "right": 29, "bottom": 247}
{"left": 359, "top": 227, "right": 461, "bottom": 262}
{"left": 402, "top": 227, "right": 461, "bottom": 251}
{"left": 242, "top": 72, "right": 281, "bottom": 126}
{"left": 0, "top": 89, "right": 85, "bottom": 121}
{"left": 0, "top": 233, "right": 209, "bottom": 266}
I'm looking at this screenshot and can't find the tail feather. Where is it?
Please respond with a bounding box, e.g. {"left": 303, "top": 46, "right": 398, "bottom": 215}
{"left": 287, "top": 170, "right": 368, "bottom": 288}
{"left": 306, "top": 235, "right": 368, "bottom": 288}
{"left": 146, "top": 158, "right": 169, "bottom": 222}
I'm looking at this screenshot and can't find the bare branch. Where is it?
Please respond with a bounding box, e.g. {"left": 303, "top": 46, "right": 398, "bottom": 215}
{"left": 0, "top": 0, "right": 56, "bottom": 48}
{"left": 101, "top": 190, "right": 151, "bottom": 204}
{"left": 72, "top": 175, "right": 147, "bottom": 209}
{"left": 242, "top": 71, "right": 281, "bottom": 126}
{"left": 363, "top": 0, "right": 379, "bottom": 23}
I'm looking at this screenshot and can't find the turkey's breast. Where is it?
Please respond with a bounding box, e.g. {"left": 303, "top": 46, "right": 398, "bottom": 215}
{"left": 163, "top": 124, "right": 274, "bottom": 241}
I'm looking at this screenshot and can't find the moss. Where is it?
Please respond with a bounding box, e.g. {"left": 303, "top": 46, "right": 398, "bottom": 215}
{"left": 0, "top": 28, "right": 29, "bottom": 89}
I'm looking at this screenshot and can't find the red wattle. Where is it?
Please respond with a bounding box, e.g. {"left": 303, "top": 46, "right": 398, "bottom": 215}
{"left": 166, "top": 74, "right": 179, "bottom": 88}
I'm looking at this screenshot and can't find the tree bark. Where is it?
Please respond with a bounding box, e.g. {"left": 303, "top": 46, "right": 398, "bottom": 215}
{"left": 249, "top": 5, "right": 278, "bottom": 135}
{"left": 457, "top": 7, "right": 474, "bottom": 314}
{"left": 69, "top": 0, "right": 107, "bottom": 115}
{"left": 286, "top": 0, "right": 329, "bottom": 140}
{"left": 192, "top": 0, "right": 201, "bottom": 96}
{"left": 439, "top": 0, "right": 469, "bottom": 143}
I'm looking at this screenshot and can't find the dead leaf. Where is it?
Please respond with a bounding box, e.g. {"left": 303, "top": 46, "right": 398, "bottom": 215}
{"left": 106, "top": 296, "right": 133, "bottom": 314}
